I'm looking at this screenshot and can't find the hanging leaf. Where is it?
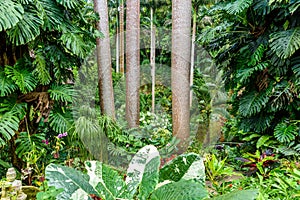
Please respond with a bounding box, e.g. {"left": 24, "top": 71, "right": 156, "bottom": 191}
{"left": 0, "top": 0, "right": 24, "bottom": 31}
{"left": 269, "top": 28, "right": 300, "bottom": 59}
{"left": 7, "top": 3, "right": 43, "bottom": 45}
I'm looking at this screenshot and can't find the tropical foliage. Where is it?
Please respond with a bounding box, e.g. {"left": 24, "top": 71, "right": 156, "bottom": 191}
{"left": 200, "top": 0, "right": 300, "bottom": 151}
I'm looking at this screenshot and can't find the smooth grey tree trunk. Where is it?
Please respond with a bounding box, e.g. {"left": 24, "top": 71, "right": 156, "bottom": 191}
{"left": 119, "top": 0, "right": 125, "bottom": 74}
{"left": 171, "top": 0, "right": 192, "bottom": 153}
{"left": 126, "top": 0, "right": 140, "bottom": 128}
{"left": 94, "top": 0, "right": 115, "bottom": 162}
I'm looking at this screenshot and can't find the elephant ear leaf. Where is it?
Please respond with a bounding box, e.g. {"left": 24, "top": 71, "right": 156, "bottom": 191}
{"left": 210, "top": 189, "right": 259, "bottom": 200}
{"left": 126, "top": 145, "right": 160, "bottom": 199}
{"left": 150, "top": 179, "right": 208, "bottom": 200}
{"left": 85, "top": 161, "right": 127, "bottom": 200}
{"left": 45, "top": 163, "right": 97, "bottom": 200}
{"left": 159, "top": 153, "right": 205, "bottom": 184}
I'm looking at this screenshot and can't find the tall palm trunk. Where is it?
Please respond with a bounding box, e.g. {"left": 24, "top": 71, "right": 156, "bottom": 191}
{"left": 171, "top": 0, "right": 192, "bottom": 153}
{"left": 94, "top": 0, "right": 115, "bottom": 162}
{"left": 119, "top": 0, "right": 125, "bottom": 74}
{"left": 126, "top": 0, "right": 140, "bottom": 128}
{"left": 190, "top": 8, "right": 197, "bottom": 107}
{"left": 150, "top": 8, "right": 156, "bottom": 113}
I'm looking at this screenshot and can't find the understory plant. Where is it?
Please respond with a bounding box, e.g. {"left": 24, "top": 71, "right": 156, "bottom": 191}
{"left": 44, "top": 145, "right": 258, "bottom": 200}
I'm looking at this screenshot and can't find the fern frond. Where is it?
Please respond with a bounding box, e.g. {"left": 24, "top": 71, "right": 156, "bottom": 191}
{"left": 274, "top": 122, "right": 297, "bottom": 143}
{"left": 0, "top": 0, "right": 24, "bottom": 31}
{"left": 0, "top": 70, "right": 18, "bottom": 97}
{"left": 7, "top": 3, "right": 43, "bottom": 45}
{"left": 224, "top": 0, "right": 253, "bottom": 15}
{"left": 269, "top": 28, "right": 300, "bottom": 59}
{"left": 239, "top": 91, "right": 269, "bottom": 117}
{"left": 5, "top": 65, "right": 37, "bottom": 94}
{"left": 49, "top": 108, "right": 73, "bottom": 133}
{"left": 48, "top": 84, "right": 74, "bottom": 102}
{"left": 32, "top": 51, "right": 52, "bottom": 85}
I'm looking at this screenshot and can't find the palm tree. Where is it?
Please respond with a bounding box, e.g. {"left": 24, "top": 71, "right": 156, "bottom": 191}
{"left": 126, "top": 0, "right": 140, "bottom": 128}
{"left": 94, "top": 0, "right": 116, "bottom": 119}
{"left": 171, "top": 0, "right": 192, "bottom": 152}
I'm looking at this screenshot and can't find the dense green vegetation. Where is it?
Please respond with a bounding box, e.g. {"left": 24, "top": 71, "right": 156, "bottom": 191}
{"left": 0, "top": 0, "right": 299, "bottom": 199}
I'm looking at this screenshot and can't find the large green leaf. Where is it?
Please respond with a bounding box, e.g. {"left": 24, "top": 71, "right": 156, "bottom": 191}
{"left": 60, "top": 32, "right": 94, "bottom": 58}
{"left": 55, "top": 0, "right": 82, "bottom": 9}
{"left": 0, "top": 99, "right": 26, "bottom": 147}
{"left": 224, "top": 0, "right": 253, "bottom": 15}
{"left": 7, "top": 3, "right": 43, "bottom": 45}
{"left": 269, "top": 28, "right": 300, "bottom": 59}
{"left": 210, "top": 189, "right": 258, "bottom": 200}
{"left": 159, "top": 153, "right": 205, "bottom": 184}
{"left": 49, "top": 108, "right": 73, "bottom": 133}
{"left": 5, "top": 65, "right": 37, "bottom": 94}
{"left": 150, "top": 180, "right": 208, "bottom": 200}
{"left": 238, "top": 91, "right": 269, "bottom": 117}
{"left": 39, "top": 0, "right": 66, "bottom": 30}
{"left": 48, "top": 84, "right": 74, "bottom": 102}
{"left": 86, "top": 161, "right": 128, "bottom": 200}
{"left": 126, "top": 145, "right": 160, "bottom": 199}
{"left": 0, "top": 0, "right": 24, "bottom": 31}
{"left": 32, "top": 51, "right": 52, "bottom": 85}
{"left": 45, "top": 163, "right": 98, "bottom": 200}
{"left": 0, "top": 70, "right": 18, "bottom": 97}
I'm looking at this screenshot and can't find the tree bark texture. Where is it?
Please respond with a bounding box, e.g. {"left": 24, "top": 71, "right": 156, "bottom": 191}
{"left": 94, "top": 0, "right": 116, "bottom": 120}
{"left": 126, "top": 0, "right": 140, "bottom": 128}
{"left": 119, "top": 0, "right": 125, "bottom": 74}
{"left": 171, "top": 0, "right": 192, "bottom": 153}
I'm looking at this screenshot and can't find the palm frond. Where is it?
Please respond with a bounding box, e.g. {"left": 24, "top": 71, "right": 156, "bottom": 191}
{"left": 269, "top": 28, "right": 300, "bottom": 59}
{"left": 7, "top": 3, "right": 43, "bottom": 45}
{"left": 0, "top": 0, "right": 24, "bottom": 31}
{"left": 48, "top": 84, "right": 74, "bottom": 103}
{"left": 0, "top": 70, "right": 18, "bottom": 97}
{"left": 4, "top": 65, "right": 37, "bottom": 94}
{"left": 224, "top": 0, "right": 253, "bottom": 15}
{"left": 32, "top": 50, "right": 52, "bottom": 85}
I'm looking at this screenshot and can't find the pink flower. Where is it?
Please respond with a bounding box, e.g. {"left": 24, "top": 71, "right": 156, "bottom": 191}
{"left": 42, "top": 139, "right": 49, "bottom": 145}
